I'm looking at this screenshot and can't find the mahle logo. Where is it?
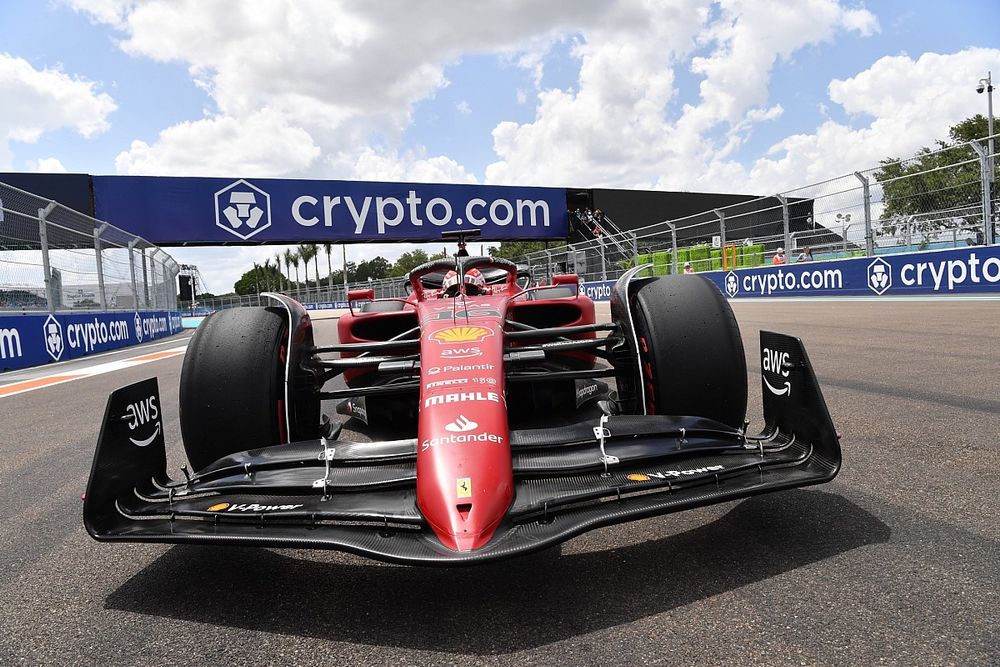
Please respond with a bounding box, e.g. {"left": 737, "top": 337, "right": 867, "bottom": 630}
{"left": 724, "top": 271, "right": 739, "bottom": 298}
{"left": 43, "top": 315, "right": 64, "bottom": 361}
{"left": 214, "top": 179, "right": 272, "bottom": 240}
{"left": 867, "top": 258, "right": 892, "bottom": 295}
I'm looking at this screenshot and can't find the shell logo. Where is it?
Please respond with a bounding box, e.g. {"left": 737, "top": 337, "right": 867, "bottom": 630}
{"left": 431, "top": 326, "right": 493, "bottom": 344}
{"left": 207, "top": 502, "right": 230, "bottom": 512}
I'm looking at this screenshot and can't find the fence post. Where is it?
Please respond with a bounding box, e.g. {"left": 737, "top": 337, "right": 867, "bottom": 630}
{"left": 713, "top": 209, "right": 726, "bottom": 255}
{"left": 662, "top": 221, "right": 678, "bottom": 274}
{"left": 141, "top": 248, "right": 151, "bottom": 307}
{"left": 545, "top": 249, "right": 552, "bottom": 282}
{"left": 127, "top": 240, "right": 140, "bottom": 309}
{"left": 854, "top": 172, "right": 874, "bottom": 255}
{"left": 93, "top": 223, "right": 108, "bottom": 310}
{"left": 970, "top": 141, "right": 994, "bottom": 245}
{"left": 631, "top": 233, "right": 639, "bottom": 269}
{"left": 599, "top": 236, "right": 607, "bottom": 281}
{"left": 37, "top": 202, "right": 57, "bottom": 314}
{"left": 776, "top": 195, "right": 790, "bottom": 253}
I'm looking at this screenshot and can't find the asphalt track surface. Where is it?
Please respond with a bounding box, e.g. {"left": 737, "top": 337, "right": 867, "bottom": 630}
{"left": 0, "top": 300, "right": 997, "bottom": 666}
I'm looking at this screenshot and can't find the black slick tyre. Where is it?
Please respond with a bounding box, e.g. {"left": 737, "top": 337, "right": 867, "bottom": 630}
{"left": 630, "top": 275, "right": 747, "bottom": 427}
{"left": 179, "top": 306, "right": 289, "bottom": 470}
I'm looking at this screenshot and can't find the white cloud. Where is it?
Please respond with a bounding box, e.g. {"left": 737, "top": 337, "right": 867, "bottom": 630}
{"left": 741, "top": 48, "right": 1000, "bottom": 194}
{"left": 27, "top": 157, "right": 68, "bottom": 173}
{"left": 456, "top": 100, "right": 472, "bottom": 115}
{"left": 68, "top": 0, "right": 617, "bottom": 178}
{"left": 0, "top": 53, "right": 116, "bottom": 168}
{"left": 486, "top": 0, "right": 879, "bottom": 189}
{"left": 114, "top": 109, "right": 320, "bottom": 176}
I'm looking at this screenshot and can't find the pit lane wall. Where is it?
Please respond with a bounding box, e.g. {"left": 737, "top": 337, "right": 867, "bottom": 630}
{"left": 0, "top": 310, "right": 183, "bottom": 372}
{"left": 579, "top": 246, "right": 1000, "bottom": 301}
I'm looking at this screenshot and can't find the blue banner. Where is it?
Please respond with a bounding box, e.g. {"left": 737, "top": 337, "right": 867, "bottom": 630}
{"left": 704, "top": 246, "right": 1000, "bottom": 298}
{"left": 0, "top": 310, "right": 183, "bottom": 372}
{"left": 92, "top": 176, "right": 568, "bottom": 244}
{"left": 577, "top": 246, "right": 1000, "bottom": 301}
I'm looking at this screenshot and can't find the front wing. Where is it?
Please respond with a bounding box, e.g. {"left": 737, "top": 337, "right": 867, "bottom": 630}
{"left": 84, "top": 332, "right": 841, "bottom": 565}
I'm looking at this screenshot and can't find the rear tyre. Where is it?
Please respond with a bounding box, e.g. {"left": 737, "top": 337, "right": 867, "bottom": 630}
{"left": 179, "top": 306, "right": 289, "bottom": 470}
{"left": 629, "top": 275, "right": 747, "bottom": 427}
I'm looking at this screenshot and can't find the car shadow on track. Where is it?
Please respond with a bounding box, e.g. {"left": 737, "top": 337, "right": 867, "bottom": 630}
{"left": 104, "top": 489, "right": 889, "bottom": 655}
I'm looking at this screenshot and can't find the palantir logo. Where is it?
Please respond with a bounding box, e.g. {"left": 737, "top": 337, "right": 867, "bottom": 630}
{"left": 43, "top": 315, "right": 64, "bottom": 361}
{"left": 867, "top": 258, "right": 892, "bottom": 295}
{"left": 724, "top": 271, "right": 739, "bottom": 298}
{"left": 214, "top": 179, "right": 272, "bottom": 240}
{"left": 134, "top": 312, "right": 143, "bottom": 343}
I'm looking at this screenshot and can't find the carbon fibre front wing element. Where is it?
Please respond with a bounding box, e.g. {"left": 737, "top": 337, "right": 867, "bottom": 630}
{"left": 84, "top": 331, "right": 841, "bottom": 565}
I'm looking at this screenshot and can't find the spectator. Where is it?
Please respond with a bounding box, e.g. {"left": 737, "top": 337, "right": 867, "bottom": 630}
{"left": 683, "top": 261, "right": 696, "bottom": 274}
{"left": 796, "top": 246, "right": 813, "bottom": 262}
{"left": 772, "top": 247, "right": 787, "bottom": 265}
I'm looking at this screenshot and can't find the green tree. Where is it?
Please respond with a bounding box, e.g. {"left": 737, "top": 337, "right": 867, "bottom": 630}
{"left": 355, "top": 256, "right": 391, "bottom": 281}
{"left": 234, "top": 263, "right": 283, "bottom": 295}
{"left": 489, "top": 240, "right": 549, "bottom": 261}
{"left": 874, "top": 115, "right": 993, "bottom": 241}
{"left": 390, "top": 250, "right": 430, "bottom": 276}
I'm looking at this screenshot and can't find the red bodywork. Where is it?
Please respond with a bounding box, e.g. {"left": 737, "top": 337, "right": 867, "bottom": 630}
{"left": 336, "top": 273, "right": 597, "bottom": 551}
{"left": 415, "top": 295, "right": 513, "bottom": 550}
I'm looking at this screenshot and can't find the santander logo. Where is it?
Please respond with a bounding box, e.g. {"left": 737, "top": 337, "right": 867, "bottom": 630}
{"left": 445, "top": 415, "right": 478, "bottom": 433}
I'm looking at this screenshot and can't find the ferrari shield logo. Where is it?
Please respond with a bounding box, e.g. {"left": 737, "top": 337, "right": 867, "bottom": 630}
{"left": 456, "top": 477, "right": 472, "bottom": 498}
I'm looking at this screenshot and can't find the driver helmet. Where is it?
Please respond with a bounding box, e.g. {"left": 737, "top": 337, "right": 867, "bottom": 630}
{"left": 441, "top": 270, "right": 460, "bottom": 294}
{"left": 464, "top": 268, "right": 486, "bottom": 294}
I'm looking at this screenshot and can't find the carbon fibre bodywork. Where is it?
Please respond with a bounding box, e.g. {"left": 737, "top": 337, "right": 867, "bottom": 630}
{"left": 85, "top": 309, "right": 841, "bottom": 565}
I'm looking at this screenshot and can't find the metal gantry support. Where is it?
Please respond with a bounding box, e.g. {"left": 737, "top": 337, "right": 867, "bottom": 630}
{"left": 127, "top": 239, "right": 140, "bottom": 309}
{"left": 970, "top": 141, "right": 995, "bottom": 245}
{"left": 776, "top": 195, "right": 790, "bottom": 253}
{"left": 37, "top": 202, "right": 57, "bottom": 314}
{"left": 93, "top": 223, "right": 108, "bottom": 310}
{"left": 854, "top": 171, "right": 874, "bottom": 256}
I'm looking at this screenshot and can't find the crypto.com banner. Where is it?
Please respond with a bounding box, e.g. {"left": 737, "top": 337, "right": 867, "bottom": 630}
{"left": 702, "top": 246, "right": 1000, "bottom": 298}
{"left": 92, "top": 176, "right": 568, "bottom": 244}
{"left": 0, "top": 310, "right": 183, "bottom": 372}
{"left": 574, "top": 246, "right": 1000, "bottom": 301}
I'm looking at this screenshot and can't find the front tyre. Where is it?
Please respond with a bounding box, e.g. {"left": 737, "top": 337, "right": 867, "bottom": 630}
{"left": 179, "top": 306, "right": 291, "bottom": 471}
{"left": 627, "top": 275, "right": 747, "bottom": 427}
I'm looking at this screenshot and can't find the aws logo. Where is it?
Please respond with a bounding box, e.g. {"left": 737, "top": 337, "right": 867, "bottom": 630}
{"left": 761, "top": 347, "right": 792, "bottom": 397}
{"left": 125, "top": 395, "right": 161, "bottom": 447}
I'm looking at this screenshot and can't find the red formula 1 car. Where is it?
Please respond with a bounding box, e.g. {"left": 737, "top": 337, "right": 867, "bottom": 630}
{"left": 85, "top": 238, "right": 841, "bottom": 564}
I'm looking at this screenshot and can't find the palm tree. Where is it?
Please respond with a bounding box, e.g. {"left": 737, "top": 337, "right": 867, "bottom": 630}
{"left": 323, "top": 243, "right": 333, "bottom": 292}
{"left": 310, "top": 243, "right": 321, "bottom": 292}
{"left": 274, "top": 251, "right": 285, "bottom": 291}
{"left": 298, "top": 244, "right": 312, "bottom": 287}
{"left": 262, "top": 258, "right": 273, "bottom": 291}
{"left": 283, "top": 249, "right": 294, "bottom": 291}
{"left": 290, "top": 251, "right": 300, "bottom": 287}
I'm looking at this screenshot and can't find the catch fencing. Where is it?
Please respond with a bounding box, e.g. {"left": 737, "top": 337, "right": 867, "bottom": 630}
{"left": 0, "top": 181, "right": 179, "bottom": 313}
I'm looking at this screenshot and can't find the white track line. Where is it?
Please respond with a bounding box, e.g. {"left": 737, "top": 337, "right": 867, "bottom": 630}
{"left": 0, "top": 345, "right": 188, "bottom": 399}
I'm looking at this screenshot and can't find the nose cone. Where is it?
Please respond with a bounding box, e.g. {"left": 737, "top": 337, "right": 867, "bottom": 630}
{"left": 418, "top": 467, "right": 513, "bottom": 551}
{"left": 417, "top": 468, "right": 514, "bottom": 551}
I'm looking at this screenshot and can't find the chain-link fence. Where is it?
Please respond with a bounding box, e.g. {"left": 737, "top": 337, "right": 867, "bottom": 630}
{"left": 0, "top": 181, "right": 179, "bottom": 313}
{"left": 181, "top": 134, "right": 999, "bottom": 313}
{"left": 508, "top": 134, "right": 999, "bottom": 280}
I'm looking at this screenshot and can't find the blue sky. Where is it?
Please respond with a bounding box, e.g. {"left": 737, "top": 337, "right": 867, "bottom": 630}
{"left": 1, "top": 0, "right": 998, "bottom": 292}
